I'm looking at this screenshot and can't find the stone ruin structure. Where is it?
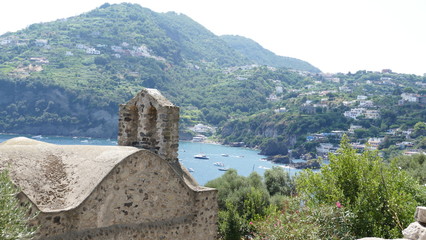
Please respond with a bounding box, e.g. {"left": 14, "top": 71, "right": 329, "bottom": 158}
{"left": 118, "top": 88, "right": 180, "bottom": 163}
{"left": 0, "top": 88, "right": 218, "bottom": 240}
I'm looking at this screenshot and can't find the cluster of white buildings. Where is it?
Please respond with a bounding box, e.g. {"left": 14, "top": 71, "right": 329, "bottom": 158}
{"left": 76, "top": 44, "right": 101, "bottom": 55}
{"left": 189, "top": 124, "right": 215, "bottom": 134}
{"left": 343, "top": 108, "right": 380, "bottom": 120}
{"left": 343, "top": 95, "right": 380, "bottom": 120}
{"left": 399, "top": 93, "right": 426, "bottom": 105}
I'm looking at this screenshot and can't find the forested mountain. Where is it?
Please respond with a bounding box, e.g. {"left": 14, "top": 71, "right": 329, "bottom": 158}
{"left": 220, "top": 35, "right": 320, "bottom": 73}
{"left": 0, "top": 3, "right": 312, "bottom": 137}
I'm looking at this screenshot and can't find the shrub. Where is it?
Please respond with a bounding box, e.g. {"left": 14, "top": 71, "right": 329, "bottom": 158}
{"left": 252, "top": 196, "right": 356, "bottom": 240}
{"left": 392, "top": 153, "right": 426, "bottom": 185}
{"left": 264, "top": 166, "right": 295, "bottom": 197}
{"left": 206, "top": 170, "right": 271, "bottom": 239}
{"left": 296, "top": 135, "right": 426, "bottom": 238}
{"left": 0, "top": 169, "right": 38, "bottom": 239}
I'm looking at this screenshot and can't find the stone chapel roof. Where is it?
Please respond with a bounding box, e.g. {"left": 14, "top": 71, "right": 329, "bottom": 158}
{"left": 0, "top": 137, "right": 142, "bottom": 213}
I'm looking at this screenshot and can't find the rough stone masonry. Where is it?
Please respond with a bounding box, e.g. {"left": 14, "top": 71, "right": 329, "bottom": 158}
{"left": 0, "top": 88, "right": 218, "bottom": 240}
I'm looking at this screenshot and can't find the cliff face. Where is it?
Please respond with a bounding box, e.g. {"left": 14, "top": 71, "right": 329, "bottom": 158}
{"left": 219, "top": 117, "right": 297, "bottom": 156}
{"left": 0, "top": 80, "right": 118, "bottom": 138}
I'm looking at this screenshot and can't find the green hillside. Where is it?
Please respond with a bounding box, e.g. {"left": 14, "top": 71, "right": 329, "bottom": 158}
{"left": 220, "top": 35, "right": 320, "bottom": 73}
{"left": 0, "top": 3, "right": 308, "bottom": 138}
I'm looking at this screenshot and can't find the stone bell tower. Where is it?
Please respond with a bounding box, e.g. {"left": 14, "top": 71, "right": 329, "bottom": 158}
{"left": 118, "top": 88, "right": 179, "bottom": 163}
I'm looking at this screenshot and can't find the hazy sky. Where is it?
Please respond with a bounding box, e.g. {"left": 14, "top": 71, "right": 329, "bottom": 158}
{"left": 1, "top": 0, "right": 425, "bottom": 75}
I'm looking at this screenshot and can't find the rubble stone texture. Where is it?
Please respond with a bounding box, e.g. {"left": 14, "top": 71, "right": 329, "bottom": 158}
{"left": 415, "top": 206, "right": 426, "bottom": 224}
{"left": 118, "top": 88, "right": 179, "bottom": 163}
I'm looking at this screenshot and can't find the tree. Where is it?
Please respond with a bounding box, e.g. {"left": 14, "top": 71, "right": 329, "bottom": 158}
{"left": 205, "top": 170, "right": 271, "bottom": 239}
{"left": 0, "top": 169, "right": 37, "bottom": 239}
{"left": 296, "top": 135, "right": 426, "bottom": 239}
{"left": 417, "top": 137, "right": 426, "bottom": 150}
{"left": 264, "top": 166, "right": 295, "bottom": 196}
{"left": 412, "top": 122, "right": 426, "bottom": 138}
{"left": 403, "top": 87, "right": 414, "bottom": 93}
{"left": 94, "top": 56, "right": 109, "bottom": 65}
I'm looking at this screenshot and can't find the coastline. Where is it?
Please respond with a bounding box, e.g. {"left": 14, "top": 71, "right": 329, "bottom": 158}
{"left": 189, "top": 138, "right": 320, "bottom": 170}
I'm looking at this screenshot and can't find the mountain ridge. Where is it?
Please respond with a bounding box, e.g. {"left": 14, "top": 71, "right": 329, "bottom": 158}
{"left": 221, "top": 34, "right": 320, "bottom": 73}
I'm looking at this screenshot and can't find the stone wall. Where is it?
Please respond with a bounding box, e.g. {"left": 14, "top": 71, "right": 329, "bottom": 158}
{"left": 28, "top": 150, "right": 217, "bottom": 240}
{"left": 118, "top": 88, "right": 179, "bottom": 163}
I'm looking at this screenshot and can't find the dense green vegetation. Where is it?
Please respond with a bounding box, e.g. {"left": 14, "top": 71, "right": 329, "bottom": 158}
{"left": 0, "top": 169, "right": 37, "bottom": 239}
{"left": 208, "top": 137, "right": 426, "bottom": 240}
{"left": 205, "top": 167, "right": 295, "bottom": 240}
{"left": 297, "top": 136, "right": 426, "bottom": 238}
{"left": 392, "top": 153, "right": 426, "bottom": 185}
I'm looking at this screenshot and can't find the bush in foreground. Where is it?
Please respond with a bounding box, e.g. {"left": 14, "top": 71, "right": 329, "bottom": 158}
{"left": 296, "top": 136, "right": 426, "bottom": 238}
{"left": 0, "top": 169, "right": 37, "bottom": 239}
{"left": 252, "top": 196, "right": 356, "bottom": 240}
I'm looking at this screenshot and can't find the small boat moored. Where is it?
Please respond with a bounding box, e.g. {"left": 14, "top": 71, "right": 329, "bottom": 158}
{"left": 194, "top": 154, "right": 209, "bottom": 159}
{"left": 213, "top": 162, "right": 225, "bottom": 167}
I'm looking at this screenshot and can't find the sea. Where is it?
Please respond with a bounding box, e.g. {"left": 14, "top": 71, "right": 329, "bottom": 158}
{"left": 0, "top": 134, "right": 301, "bottom": 186}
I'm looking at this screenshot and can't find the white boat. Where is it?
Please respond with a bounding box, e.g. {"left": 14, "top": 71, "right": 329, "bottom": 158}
{"left": 214, "top": 162, "right": 225, "bottom": 167}
{"left": 221, "top": 154, "right": 229, "bottom": 157}
{"left": 188, "top": 168, "right": 195, "bottom": 172}
{"left": 258, "top": 166, "right": 271, "bottom": 170}
{"left": 194, "top": 154, "right": 209, "bottom": 159}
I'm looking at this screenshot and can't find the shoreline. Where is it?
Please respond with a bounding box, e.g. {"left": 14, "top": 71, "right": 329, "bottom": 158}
{"left": 187, "top": 139, "right": 321, "bottom": 170}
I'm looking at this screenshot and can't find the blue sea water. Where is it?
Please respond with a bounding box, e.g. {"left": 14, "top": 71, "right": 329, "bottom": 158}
{"left": 0, "top": 134, "right": 300, "bottom": 185}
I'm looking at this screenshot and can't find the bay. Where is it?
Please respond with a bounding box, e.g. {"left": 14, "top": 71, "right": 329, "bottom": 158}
{"left": 0, "top": 134, "right": 299, "bottom": 185}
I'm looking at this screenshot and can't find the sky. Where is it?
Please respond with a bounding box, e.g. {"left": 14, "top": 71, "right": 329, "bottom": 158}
{"left": 1, "top": 0, "right": 425, "bottom": 75}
